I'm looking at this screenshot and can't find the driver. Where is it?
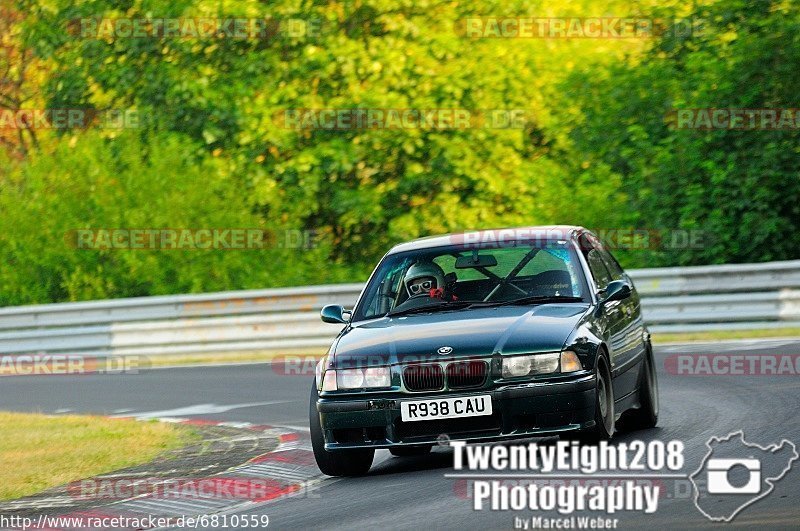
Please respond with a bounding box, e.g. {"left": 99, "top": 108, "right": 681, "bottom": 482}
{"left": 404, "top": 261, "right": 446, "bottom": 299}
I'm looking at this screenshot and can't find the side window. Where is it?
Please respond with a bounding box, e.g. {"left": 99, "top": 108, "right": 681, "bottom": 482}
{"left": 579, "top": 234, "right": 612, "bottom": 290}
{"left": 599, "top": 249, "right": 624, "bottom": 280}
{"left": 585, "top": 250, "right": 613, "bottom": 290}
{"left": 363, "top": 258, "right": 411, "bottom": 318}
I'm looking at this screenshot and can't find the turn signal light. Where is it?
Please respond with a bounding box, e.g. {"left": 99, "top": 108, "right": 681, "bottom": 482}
{"left": 560, "top": 350, "right": 582, "bottom": 373}
{"left": 322, "top": 369, "right": 338, "bottom": 391}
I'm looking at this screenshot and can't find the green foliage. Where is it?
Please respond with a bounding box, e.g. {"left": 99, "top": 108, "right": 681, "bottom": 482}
{"left": 558, "top": 0, "right": 800, "bottom": 266}
{"left": 0, "top": 132, "right": 349, "bottom": 305}
{"left": 0, "top": 0, "right": 798, "bottom": 304}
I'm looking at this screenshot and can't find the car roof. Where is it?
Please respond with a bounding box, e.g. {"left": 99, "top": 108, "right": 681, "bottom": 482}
{"left": 387, "top": 225, "right": 587, "bottom": 254}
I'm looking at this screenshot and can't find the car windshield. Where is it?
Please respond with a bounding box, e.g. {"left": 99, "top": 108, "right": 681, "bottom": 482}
{"left": 352, "top": 239, "right": 589, "bottom": 321}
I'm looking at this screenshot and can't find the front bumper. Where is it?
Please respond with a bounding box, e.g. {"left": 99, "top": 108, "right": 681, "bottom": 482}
{"left": 317, "top": 373, "right": 596, "bottom": 450}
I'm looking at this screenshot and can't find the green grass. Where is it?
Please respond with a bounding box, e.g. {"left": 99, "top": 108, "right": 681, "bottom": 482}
{"left": 653, "top": 327, "right": 800, "bottom": 344}
{"left": 0, "top": 412, "right": 196, "bottom": 500}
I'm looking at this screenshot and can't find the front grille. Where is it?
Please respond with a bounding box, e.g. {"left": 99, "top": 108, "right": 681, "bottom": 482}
{"left": 447, "top": 361, "right": 487, "bottom": 388}
{"left": 403, "top": 364, "right": 444, "bottom": 391}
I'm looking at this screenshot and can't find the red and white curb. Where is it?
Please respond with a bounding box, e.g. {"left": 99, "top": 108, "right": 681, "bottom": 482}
{"left": 7, "top": 417, "right": 321, "bottom": 530}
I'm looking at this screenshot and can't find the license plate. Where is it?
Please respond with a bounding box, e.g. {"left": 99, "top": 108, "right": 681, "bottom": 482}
{"left": 400, "top": 395, "right": 492, "bottom": 422}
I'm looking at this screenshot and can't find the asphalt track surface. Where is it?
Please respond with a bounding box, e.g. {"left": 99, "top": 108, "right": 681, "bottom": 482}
{"left": 2, "top": 338, "right": 800, "bottom": 530}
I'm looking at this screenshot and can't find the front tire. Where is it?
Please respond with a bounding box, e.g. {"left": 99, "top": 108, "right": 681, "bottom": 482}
{"left": 566, "top": 354, "right": 615, "bottom": 443}
{"left": 309, "top": 383, "right": 374, "bottom": 476}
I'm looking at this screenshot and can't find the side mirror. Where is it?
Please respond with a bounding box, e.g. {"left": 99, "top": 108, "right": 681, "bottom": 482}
{"left": 320, "top": 304, "right": 350, "bottom": 324}
{"left": 600, "top": 280, "right": 632, "bottom": 305}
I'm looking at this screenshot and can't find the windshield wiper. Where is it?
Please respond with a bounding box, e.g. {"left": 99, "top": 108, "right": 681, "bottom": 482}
{"left": 387, "top": 300, "right": 474, "bottom": 317}
{"left": 471, "top": 295, "right": 584, "bottom": 308}
{"left": 386, "top": 295, "right": 583, "bottom": 317}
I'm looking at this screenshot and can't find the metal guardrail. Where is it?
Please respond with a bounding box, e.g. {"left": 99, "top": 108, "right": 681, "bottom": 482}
{"left": 1, "top": 260, "right": 799, "bottom": 357}
{"left": 630, "top": 260, "right": 800, "bottom": 333}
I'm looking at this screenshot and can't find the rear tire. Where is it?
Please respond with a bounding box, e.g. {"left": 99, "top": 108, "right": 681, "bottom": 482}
{"left": 309, "top": 383, "right": 374, "bottom": 476}
{"left": 627, "top": 346, "right": 659, "bottom": 429}
{"left": 389, "top": 445, "right": 432, "bottom": 457}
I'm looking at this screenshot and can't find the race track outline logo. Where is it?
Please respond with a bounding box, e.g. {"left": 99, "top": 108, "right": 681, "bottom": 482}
{"left": 689, "top": 431, "right": 798, "bottom": 522}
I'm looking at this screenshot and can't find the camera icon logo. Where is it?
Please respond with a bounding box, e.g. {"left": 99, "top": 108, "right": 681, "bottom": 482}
{"left": 706, "top": 458, "right": 761, "bottom": 495}
{"left": 690, "top": 431, "right": 797, "bottom": 522}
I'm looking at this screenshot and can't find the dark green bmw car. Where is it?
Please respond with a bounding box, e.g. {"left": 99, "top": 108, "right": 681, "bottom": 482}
{"left": 310, "top": 226, "right": 658, "bottom": 476}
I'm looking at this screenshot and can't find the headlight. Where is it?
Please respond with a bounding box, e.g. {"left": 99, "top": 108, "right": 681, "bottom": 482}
{"left": 501, "top": 351, "right": 582, "bottom": 378}
{"left": 502, "top": 352, "right": 560, "bottom": 378}
{"left": 331, "top": 366, "right": 392, "bottom": 390}
{"left": 502, "top": 355, "right": 532, "bottom": 378}
{"left": 338, "top": 368, "right": 364, "bottom": 389}
{"left": 364, "top": 366, "right": 391, "bottom": 387}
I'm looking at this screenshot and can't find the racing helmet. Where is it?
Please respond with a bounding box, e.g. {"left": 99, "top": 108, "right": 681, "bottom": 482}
{"left": 404, "top": 261, "right": 446, "bottom": 298}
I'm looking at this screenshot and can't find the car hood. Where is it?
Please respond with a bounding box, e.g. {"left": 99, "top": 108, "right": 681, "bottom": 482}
{"left": 331, "top": 304, "right": 589, "bottom": 368}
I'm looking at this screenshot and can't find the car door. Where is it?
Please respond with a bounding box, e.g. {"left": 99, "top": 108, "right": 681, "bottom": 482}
{"left": 580, "top": 234, "right": 623, "bottom": 382}
{"left": 597, "top": 244, "right": 646, "bottom": 398}
{"left": 579, "top": 234, "right": 635, "bottom": 398}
